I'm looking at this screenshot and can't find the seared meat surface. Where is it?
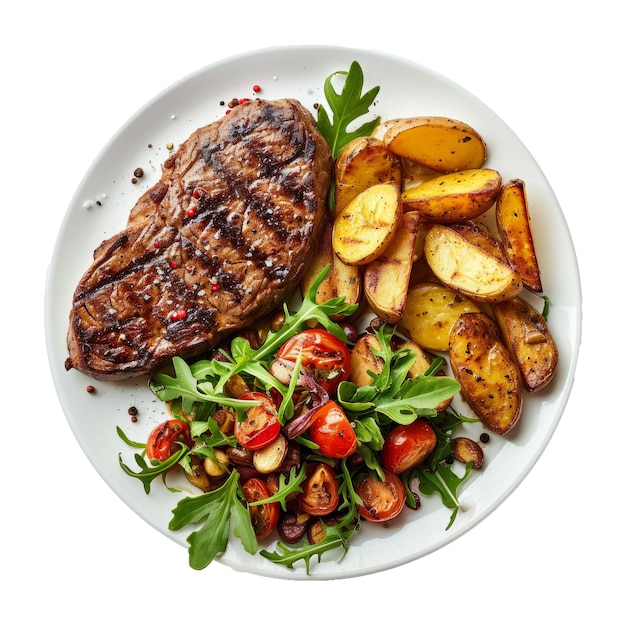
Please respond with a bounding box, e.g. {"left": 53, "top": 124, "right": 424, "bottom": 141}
{"left": 67, "top": 99, "right": 332, "bottom": 380}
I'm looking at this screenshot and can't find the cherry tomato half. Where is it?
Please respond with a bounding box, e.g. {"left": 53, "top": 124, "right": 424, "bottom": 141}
{"left": 355, "top": 469, "right": 406, "bottom": 523}
{"left": 276, "top": 328, "right": 351, "bottom": 395}
{"left": 234, "top": 392, "right": 281, "bottom": 451}
{"left": 146, "top": 419, "right": 192, "bottom": 462}
{"left": 381, "top": 419, "right": 437, "bottom": 474}
{"left": 309, "top": 401, "right": 357, "bottom": 459}
{"left": 300, "top": 463, "right": 340, "bottom": 516}
{"left": 242, "top": 477, "right": 280, "bottom": 540}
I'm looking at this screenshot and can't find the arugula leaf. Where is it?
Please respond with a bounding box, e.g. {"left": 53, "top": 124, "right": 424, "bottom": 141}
{"left": 541, "top": 294, "right": 551, "bottom": 319}
{"left": 374, "top": 377, "right": 462, "bottom": 424}
{"left": 117, "top": 444, "right": 189, "bottom": 495}
{"left": 352, "top": 416, "right": 385, "bottom": 450}
{"left": 169, "top": 470, "right": 257, "bottom": 570}
{"left": 260, "top": 522, "right": 354, "bottom": 573}
{"left": 317, "top": 60, "right": 381, "bottom": 158}
{"left": 150, "top": 356, "right": 259, "bottom": 418}
{"left": 116, "top": 426, "right": 146, "bottom": 450}
{"left": 336, "top": 458, "right": 364, "bottom": 527}
{"left": 416, "top": 462, "right": 473, "bottom": 530}
{"left": 247, "top": 465, "right": 307, "bottom": 511}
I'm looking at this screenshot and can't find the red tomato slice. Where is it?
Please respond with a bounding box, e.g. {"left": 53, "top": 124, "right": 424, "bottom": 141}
{"left": 355, "top": 469, "right": 406, "bottom": 522}
{"left": 309, "top": 401, "right": 357, "bottom": 458}
{"left": 234, "top": 392, "right": 281, "bottom": 451}
{"left": 242, "top": 477, "right": 280, "bottom": 540}
{"left": 300, "top": 463, "right": 340, "bottom": 516}
{"left": 276, "top": 328, "right": 351, "bottom": 394}
{"left": 146, "top": 419, "right": 192, "bottom": 462}
{"left": 381, "top": 419, "right": 437, "bottom": 474}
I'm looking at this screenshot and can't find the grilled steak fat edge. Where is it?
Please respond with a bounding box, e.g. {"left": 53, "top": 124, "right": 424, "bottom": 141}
{"left": 66, "top": 99, "right": 333, "bottom": 380}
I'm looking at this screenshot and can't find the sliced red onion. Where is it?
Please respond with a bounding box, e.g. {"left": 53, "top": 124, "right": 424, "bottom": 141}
{"left": 270, "top": 358, "right": 330, "bottom": 439}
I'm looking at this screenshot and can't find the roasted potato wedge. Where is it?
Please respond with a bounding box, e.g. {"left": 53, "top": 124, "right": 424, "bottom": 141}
{"left": 424, "top": 224, "right": 523, "bottom": 302}
{"left": 384, "top": 116, "right": 487, "bottom": 173}
{"left": 364, "top": 211, "right": 420, "bottom": 323}
{"left": 449, "top": 312, "right": 523, "bottom": 435}
{"left": 399, "top": 282, "right": 482, "bottom": 351}
{"left": 332, "top": 182, "right": 402, "bottom": 265}
{"left": 349, "top": 332, "right": 384, "bottom": 387}
{"left": 401, "top": 169, "right": 502, "bottom": 223}
{"left": 496, "top": 178, "right": 543, "bottom": 292}
{"left": 301, "top": 221, "right": 361, "bottom": 317}
{"left": 492, "top": 296, "right": 558, "bottom": 392}
{"left": 334, "top": 136, "right": 402, "bottom": 214}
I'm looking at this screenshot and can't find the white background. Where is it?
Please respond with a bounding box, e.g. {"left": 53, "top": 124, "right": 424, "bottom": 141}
{"left": 3, "top": 1, "right": 622, "bottom": 622}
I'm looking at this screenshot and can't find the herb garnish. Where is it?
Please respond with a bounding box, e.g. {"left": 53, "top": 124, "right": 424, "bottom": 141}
{"left": 316, "top": 60, "right": 381, "bottom": 159}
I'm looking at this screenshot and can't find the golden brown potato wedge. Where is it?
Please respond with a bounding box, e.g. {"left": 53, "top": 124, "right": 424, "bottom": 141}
{"left": 334, "top": 136, "right": 402, "bottom": 214}
{"left": 448, "top": 312, "right": 523, "bottom": 435}
{"left": 401, "top": 169, "right": 502, "bottom": 223}
{"left": 332, "top": 182, "right": 402, "bottom": 265}
{"left": 492, "top": 296, "right": 558, "bottom": 392}
{"left": 384, "top": 116, "right": 487, "bottom": 173}
{"left": 496, "top": 178, "right": 543, "bottom": 292}
{"left": 399, "top": 282, "right": 482, "bottom": 351}
{"left": 300, "top": 221, "right": 361, "bottom": 317}
{"left": 364, "top": 211, "right": 420, "bottom": 323}
{"left": 349, "top": 332, "right": 384, "bottom": 387}
{"left": 424, "top": 224, "right": 523, "bottom": 302}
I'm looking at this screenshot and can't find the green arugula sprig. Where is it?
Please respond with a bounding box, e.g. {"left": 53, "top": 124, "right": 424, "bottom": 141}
{"left": 416, "top": 463, "right": 473, "bottom": 530}
{"left": 169, "top": 470, "right": 258, "bottom": 571}
{"left": 316, "top": 60, "right": 381, "bottom": 159}
{"left": 260, "top": 522, "right": 354, "bottom": 574}
{"left": 247, "top": 465, "right": 307, "bottom": 512}
{"left": 410, "top": 405, "right": 479, "bottom": 529}
{"left": 117, "top": 427, "right": 189, "bottom": 495}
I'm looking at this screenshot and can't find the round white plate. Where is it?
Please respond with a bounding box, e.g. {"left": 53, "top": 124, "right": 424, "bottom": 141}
{"left": 45, "top": 45, "right": 581, "bottom": 580}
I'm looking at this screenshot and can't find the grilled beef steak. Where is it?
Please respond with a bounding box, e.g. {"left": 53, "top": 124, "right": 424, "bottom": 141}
{"left": 66, "top": 99, "right": 332, "bottom": 380}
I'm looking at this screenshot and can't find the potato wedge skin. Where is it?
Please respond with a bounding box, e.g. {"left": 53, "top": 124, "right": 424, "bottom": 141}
{"left": 496, "top": 179, "right": 543, "bottom": 292}
{"left": 449, "top": 313, "right": 523, "bottom": 435}
{"left": 401, "top": 169, "right": 502, "bottom": 223}
{"left": 301, "top": 221, "right": 361, "bottom": 317}
{"left": 364, "top": 211, "right": 420, "bottom": 323}
{"left": 332, "top": 182, "right": 402, "bottom": 265}
{"left": 399, "top": 282, "right": 482, "bottom": 351}
{"left": 448, "top": 220, "right": 507, "bottom": 261}
{"left": 424, "top": 224, "right": 523, "bottom": 302}
{"left": 335, "top": 136, "right": 402, "bottom": 214}
{"left": 384, "top": 116, "right": 487, "bottom": 173}
{"left": 492, "top": 297, "right": 558, "bottom": 392}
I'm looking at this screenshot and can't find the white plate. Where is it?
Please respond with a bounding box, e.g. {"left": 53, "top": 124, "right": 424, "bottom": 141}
{"left": 45, "top": 45, "right": 581, "bottom": 580}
